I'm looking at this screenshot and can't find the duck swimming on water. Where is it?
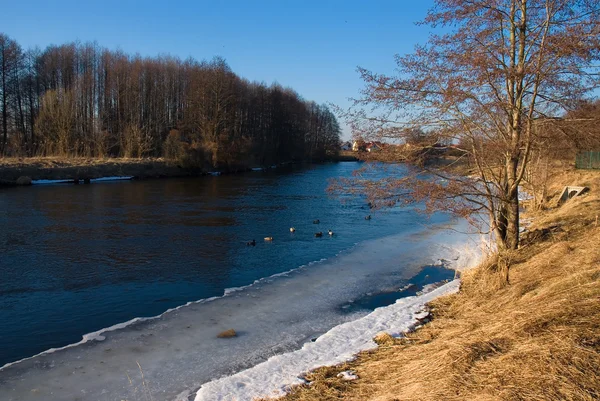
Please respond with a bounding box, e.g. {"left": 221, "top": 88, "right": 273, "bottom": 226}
{"left": 264, "top": 237, "right": 273, "bottom": 242}
{"left": 315, "top": 232, "right": 323, "bottom": 237}
{"left": 328, "top": 229, "right": 334, "bottom": 236}
{"left": 313, "top": 219, "right": 320, "bottom": 224}
{"left": 290, "top": 227, "right": 296, "bottom": 233}
{"left": 246, "top": 239, "right": 256, "bottom": 246}
{"left": 365, "top": 215, "right": 372, "bottom": 220}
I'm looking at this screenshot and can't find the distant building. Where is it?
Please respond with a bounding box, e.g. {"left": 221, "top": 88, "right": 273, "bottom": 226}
{"left": 365, "top": 141, "right": 384, "bottom": 152}
{"left": 352, "top": 139, "right": 368, "bottom": 152}
{"left": 340, "top": 141, "right": 352, "bottom": 151}
{"left": 351, "top": 140, "right": 385, "bottom": 152}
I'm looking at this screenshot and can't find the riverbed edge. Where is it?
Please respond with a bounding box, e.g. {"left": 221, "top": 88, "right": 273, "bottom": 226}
{"left": 0, "top": 157, "right": 356, "bottom": 187}
{"left": 266, "top": 165, "right": 600, "bottom": 401}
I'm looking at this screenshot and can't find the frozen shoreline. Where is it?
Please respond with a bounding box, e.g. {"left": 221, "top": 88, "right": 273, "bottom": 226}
{"left": 30, "top": 176, "right": 134, "bottom": 185}
{"left": 0, "top": 261, "right": 323, "bottom": 372}
{"left": 0, "top": 221, "right": 486, "bottom": 401}
{"left": 194, "top": 280, "right": 461, "bottom": 401}
{"left": 193, "top": 233, "right": 485, "bottom": 401}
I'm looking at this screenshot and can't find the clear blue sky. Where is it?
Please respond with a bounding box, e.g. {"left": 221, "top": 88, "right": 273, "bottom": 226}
{"left": 2, "top": 0, "right": 435, "bottom": 139}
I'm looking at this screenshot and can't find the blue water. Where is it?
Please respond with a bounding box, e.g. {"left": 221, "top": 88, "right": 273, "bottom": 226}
{"left": 0, "top": 162, "right": 448, "bottom": 367}
{"left": 338, "top": 265, "right": 455, "bottom": 314}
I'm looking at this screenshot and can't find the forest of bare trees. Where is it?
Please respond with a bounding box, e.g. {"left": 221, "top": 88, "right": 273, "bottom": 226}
{"left": 0, "top": 33, "right": 341, "bottom": 169}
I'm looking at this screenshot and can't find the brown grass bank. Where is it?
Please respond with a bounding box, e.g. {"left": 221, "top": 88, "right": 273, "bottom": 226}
{"left": 270, "top": 166, "right": 600, "bottom": 401}
{"left": 0, "top": 157, "right": 200, "bottom": 185}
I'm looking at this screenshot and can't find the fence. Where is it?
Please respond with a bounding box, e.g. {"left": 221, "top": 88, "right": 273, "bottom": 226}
{"left": 575, "top": 151, "right": 600, "bottom": 170}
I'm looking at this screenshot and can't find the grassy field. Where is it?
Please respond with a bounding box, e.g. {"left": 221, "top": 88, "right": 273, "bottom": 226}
{"left": 269, "top": 164, "right": 600, "bottom": 401}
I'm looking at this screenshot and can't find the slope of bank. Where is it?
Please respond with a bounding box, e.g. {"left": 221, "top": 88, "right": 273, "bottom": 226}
{"left": 0, "top": 157, "right": 352, "bottom": 186}
{"left": 0, "top": 157, "right": 197, "bottom": 184}
{"left": 272, "top": 166, "right": 600, "bottom": 401}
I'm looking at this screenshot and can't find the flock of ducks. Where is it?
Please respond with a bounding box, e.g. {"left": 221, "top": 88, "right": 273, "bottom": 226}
{"left": 246, "top": 215, "right": 372, "bottom": 246}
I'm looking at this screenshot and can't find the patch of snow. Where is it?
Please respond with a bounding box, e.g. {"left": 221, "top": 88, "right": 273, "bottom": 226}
{"left": 337, "top": 370, "right": 358, "bottom": 381}
{"left": 30, "top": 176, "right": 133, "bottom": 185}
{"left": 413, "top": 310, "right": 430, "bottom": 320}
{"left": 30, "top": 179, "right": 72, "bottom": 185}
{"left": 174, "top": 390, "right": 192, "bottom": 401}
{"left": 194, "top": 280, "right": 460, "bottom": 401}
{"left": 90, "top": 176, "right": 133, "bottom": 182}
{"left": 518, "top": 187, "right": 534, "bottom": 201}
{"left": 419, "top": 282, "right": 444, "bottom": 295}
{"left": 442, "top": 235, "right": 491, "bottom": 273}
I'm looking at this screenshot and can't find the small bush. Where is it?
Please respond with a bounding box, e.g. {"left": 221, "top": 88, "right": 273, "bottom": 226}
{"left": 163, "top": 129, "right": 186, "bottom": 161}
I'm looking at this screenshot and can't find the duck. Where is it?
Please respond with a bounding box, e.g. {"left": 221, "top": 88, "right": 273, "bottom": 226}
{"left": 315, "top": 232, "right": 323, "bottom": 237}
{"left": 264, "top": 237, "right": 273, "bottom": 242}
{"left": 313, "top": 219, "right": 320, "bottom": 224}
{"left": 365, "top": 215, "right": 372, "bottom": 220}
{"left": 328, "top": 229, "right": 334, "bottom": 236}
{"left": 246, "top": 239, "right": 256, "bottom": 246}
{"left": 290, "top": 227, "right": 296, "bottom": 233}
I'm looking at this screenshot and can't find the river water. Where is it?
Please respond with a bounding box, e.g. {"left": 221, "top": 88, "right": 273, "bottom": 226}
{"left": 0, "top": 162, "right": 474, "bottom": 400}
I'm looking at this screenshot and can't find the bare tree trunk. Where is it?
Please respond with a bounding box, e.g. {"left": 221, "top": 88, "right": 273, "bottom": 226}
{"left": 1, "top": 45, "right": 7, "bottom": 155}
{"left": 28, "top": 87, "right": 35, "bottom": 155}
{"left": 505, "top": 156, "right": 520, "bottom": 250}
{"left": 505, "top": 190, "right": 520, "bottom": 250}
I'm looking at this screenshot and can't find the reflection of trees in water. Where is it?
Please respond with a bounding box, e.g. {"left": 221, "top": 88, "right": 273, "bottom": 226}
{"left": 10, "top": 179, "right": 248, "bottom": 291}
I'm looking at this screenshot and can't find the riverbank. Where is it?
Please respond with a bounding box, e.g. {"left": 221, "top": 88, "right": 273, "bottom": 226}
{"left": 269, "top": 165, "right": 600, "bottom": 401}
{"left": 0, "top": 156, "right": 355, "bottom": 186}
{"left": 0, "top": 157, "right": 198, "bottom": 185}
{"left": 335, "top": 151, "right": 360, "bottom": 162}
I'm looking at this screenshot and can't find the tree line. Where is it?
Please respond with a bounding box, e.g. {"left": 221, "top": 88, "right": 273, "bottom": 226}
{"left": 0, "top": 33, "right": 341, "bottom": 169}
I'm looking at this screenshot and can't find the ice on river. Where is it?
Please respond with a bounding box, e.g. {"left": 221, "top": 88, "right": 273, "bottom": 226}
{"left": 0, "top": 221, "right": 485, "bottom": 401}
{"left": 194, "top": 280, "right": 460, "bottom": 401}
{"left": 31, "top": 176, "right": 133, "bottom": 185}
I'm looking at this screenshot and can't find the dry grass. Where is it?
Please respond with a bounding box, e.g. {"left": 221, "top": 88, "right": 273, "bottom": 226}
{"left": 270, "top": 166, "right": 600, "bottom": 401}
{"left": 0, "top": 156, "right": 191, "bottom": 182}
{"left": 0, "top": 156, "right": 163, "bottom": 168}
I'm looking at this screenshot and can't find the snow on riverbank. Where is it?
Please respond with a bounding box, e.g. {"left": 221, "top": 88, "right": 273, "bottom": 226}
{"left": 193, "top": 279, "right": 460, "bottom": 401}
{"left": 31, "top": 176, "right": 133, "bottom": 185}
{"left": 192, "top": 234, "right": 488, "bottom": 401}
{"left": 0, "top": 217, "right": 486, "bottom": 401}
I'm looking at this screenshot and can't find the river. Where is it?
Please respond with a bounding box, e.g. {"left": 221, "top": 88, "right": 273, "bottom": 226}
{"left": 0, "top": 162, "right": 474, "bottom": 400}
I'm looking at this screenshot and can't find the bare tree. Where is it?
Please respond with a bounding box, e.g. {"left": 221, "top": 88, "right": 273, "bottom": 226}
{"left": 35, "top": 89, "right": 75, "bottom": 156}
{"left": 0, "top": 34, "right": 22, "bottom": 155}
{"left": 340, "top": 0, "right": 600, "bottom": 251}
